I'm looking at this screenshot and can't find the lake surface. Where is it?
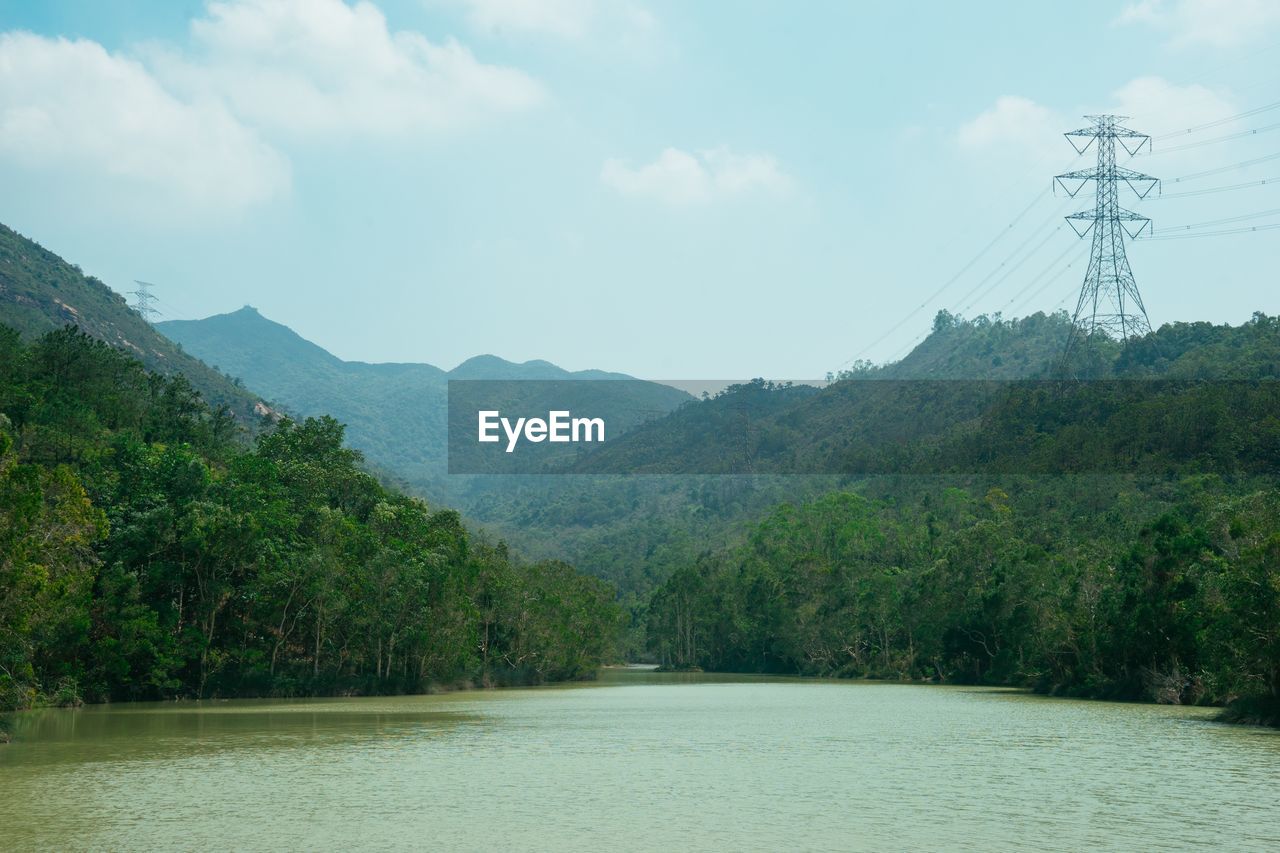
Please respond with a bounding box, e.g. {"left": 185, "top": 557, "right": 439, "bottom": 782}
{"left": 2, "top": 668, "right": 1278, "bottom": 851}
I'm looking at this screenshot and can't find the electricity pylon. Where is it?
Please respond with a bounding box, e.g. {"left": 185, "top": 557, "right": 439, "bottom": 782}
{"left": 130, "top": 280, "right": 161, "bottom": 323}
{"left": 1054, "top": 115, "right": 1159, "bottom": 370}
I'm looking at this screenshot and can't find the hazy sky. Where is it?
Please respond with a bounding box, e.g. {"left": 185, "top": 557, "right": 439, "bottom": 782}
{"left": 1, "top": 0, "right": 1277, "bottom": 376}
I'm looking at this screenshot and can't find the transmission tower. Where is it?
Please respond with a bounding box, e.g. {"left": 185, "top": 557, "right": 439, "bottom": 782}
{"left": 1054, "top": 115, "right": 1159, "bottom": 367}
{"left": 130, "top": 280, "right": 161, "bottom": 323}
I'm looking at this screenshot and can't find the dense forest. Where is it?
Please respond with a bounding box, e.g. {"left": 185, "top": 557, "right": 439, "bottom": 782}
{"left": 5, "top": 294, "right": 1280, "bottom": 729}
{"left": 0, "top": 325, "right": 621, "bottom": 718}
{"left": 647, "top": 481, "right": 1280, "bottom": 721}
{"left": 645, "top": 313, "right": 1280, "bottom": 724}
{"left": 470, "top": 312, "right": 1280, "bottom": 665}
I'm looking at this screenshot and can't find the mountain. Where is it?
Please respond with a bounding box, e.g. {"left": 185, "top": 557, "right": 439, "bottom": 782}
{"left": 448, "top": 311, "right": 1280, "bottom": 606}
{"left": 157, "top": 306, "right": 693, "bottom": 494}
{"left": 0, "top": 223, "right": 266, "bottom": 422}
{"left": 156, "top": 301, "right": 1280, "bottom": 666}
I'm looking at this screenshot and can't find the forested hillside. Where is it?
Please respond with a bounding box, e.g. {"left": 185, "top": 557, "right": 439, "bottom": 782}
{"left": 647, "top": 478, "right": 1280, "bottom": 723}
{"left": 459, "top": 312, "right": 1277, "bottom": 613}
{"left": 0, "top": 224, "right": 266, "bottom": 423}
{"left": 840, "top": 310, "right": 1078, "bottom": 379}
{"left": 47, "top": 259, "right": 1277, "bottom": 724}
{"left": 0, "top": 326, "right": 620, "bottom": 717}
{"left": 640, "top": 314, "right": 1280, "bottom": 723}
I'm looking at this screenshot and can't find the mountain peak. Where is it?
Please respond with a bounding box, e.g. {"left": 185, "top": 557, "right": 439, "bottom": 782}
{"left": 159, "top": 305, "right": 342, "bottom": 373}
{"left": 448, "top": 354, "right": 633, "bottom": 381}
{"left": 450, "top": 354, "right": 515, "bottom": 376}
{"left": 210, "top": 304, "right": 273, "bottom": 326}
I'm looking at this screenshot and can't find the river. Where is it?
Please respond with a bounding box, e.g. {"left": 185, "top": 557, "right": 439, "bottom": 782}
{"left": 2, "top": 668, "right": 1277, "bottom": 851}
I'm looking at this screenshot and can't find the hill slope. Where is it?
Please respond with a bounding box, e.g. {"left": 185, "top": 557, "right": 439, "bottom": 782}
{"left": 572, "top": 311, "right": 1280, "bottom": 475}
{"left": 1, "top": 320, "right": 620, "bottom": 711}
{"left": 0, "top": 223, "right": 265, "bottom": 422}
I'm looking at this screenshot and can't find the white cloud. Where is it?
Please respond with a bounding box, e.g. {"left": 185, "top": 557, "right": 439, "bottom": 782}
{"left": 600, "top": 147, "right": 792, "bottom": 205}
{"left": 0, "top": 1, "right": 549, "bottom": 219}
{"left": 0, "top": 32, "right": 289, "bottom": 216}
{"left": 153, "top": 0, "right": 545, "bottom": 137}
{"left": 1115, "top": 0, "right": 1280, "bottom": 48}
{"left": 957, "top": 79, "right": 1236, "bottom": 169}
{"left": 444, "top": 0, "right": 656, "bottom": 42}
{"left": 957, "top": 95, "right": 1062, "bottom": 163}
{"left": 1105, "top": 77, "right": 1248, "bottom": 182}
{"left": 1108, "top": 76, "right": 1235, "bottom": 139}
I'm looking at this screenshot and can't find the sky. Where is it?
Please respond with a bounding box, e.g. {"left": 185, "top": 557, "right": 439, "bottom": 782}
{"left": 0, "top": 0, "right": 1277, "bottom": 377}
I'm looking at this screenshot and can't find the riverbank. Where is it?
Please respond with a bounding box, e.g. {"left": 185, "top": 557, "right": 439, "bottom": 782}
{"left": 645, "top": 665, "right": 1280, "bottom": 729}
{"left": 1218, "top": 695, "right": 1280, "bottom": 728}
{"left": 7, "top": 663, "right": 1275, "bottom": 745}
{"left": 0, "top": 667, "right": 612, "bottom": 744}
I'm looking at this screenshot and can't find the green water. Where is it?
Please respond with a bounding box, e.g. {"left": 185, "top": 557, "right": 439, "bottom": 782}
{"left": 2, "top": 669, "right": 1278, "bottom": 851}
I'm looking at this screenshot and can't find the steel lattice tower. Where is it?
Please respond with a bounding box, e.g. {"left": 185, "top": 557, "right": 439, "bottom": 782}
{"left": 130, "top": 280, "right": 161, "bottom": 323}
{"left": 1054, "top": 115, "right": 1159, "bottom": 365}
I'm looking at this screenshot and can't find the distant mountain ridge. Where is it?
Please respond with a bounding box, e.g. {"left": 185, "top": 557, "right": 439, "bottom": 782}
{"left": 160, "top": 305, "right": 644, "bottom": 380}
{"left": 157, "top": 306, "right": 692, "bottom": 495}
{"left": 0, "top": 223, "right": 266, "bottom": 422}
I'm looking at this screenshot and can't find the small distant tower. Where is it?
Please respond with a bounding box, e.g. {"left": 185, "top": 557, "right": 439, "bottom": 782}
{"left": 130, "top": 280, "right": 161, "bottom": 323}
{"left": 1054, "top": 115, "right": 1159, "bottom": 368}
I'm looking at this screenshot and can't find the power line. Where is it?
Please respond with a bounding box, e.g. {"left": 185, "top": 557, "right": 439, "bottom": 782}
{"left": 957, "top": 223, "right": 1066, "bottom": 315}
{"left": 1168, "top": 151, "right": 1280, "bottom": 183}
{"left": 886, "top": 328, "right": 930, "bottom": 364}
{"left": 1151, "top": 176, "right": 1279, "bottom": 199}
{"left": 932, "top": 181, "right": 1084, "bottom": 319}
{"left": 946, "top": 201, "right": 1069, "bottom": 313}
{"left": 1154, "top": 99, "right": 1280, "bottom": 140}
{"left": 1010, "top": 259, "right": 1082, "bottom": 318}
{"left": 833, "top": 190, "right": 1050, "bottom": 369}
{"left": 153, "top": 297, "right": 193, "bottom": 321}
{"left": 1143, "top": 120, "right": 1280, "bottom": 154}
{"left": 1152, "top": 206, "right": 1280, "bottom": 232}
{"left": 1138, "top": 222, "right": 1280, "bottom": 241}
{"left": 896, "top": 248, "right": 1085, "bottom": 374}
{"left": 1002, "top": 244, "right": 1081, "bottom": 314}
